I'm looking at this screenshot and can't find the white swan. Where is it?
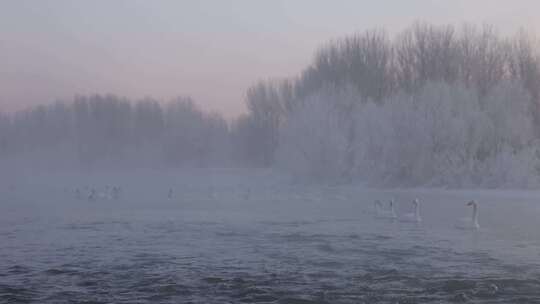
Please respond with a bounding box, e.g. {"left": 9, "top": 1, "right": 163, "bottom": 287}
{"left": 389, "top": 199, "right": 398, "bottom": 218}
{"left": 375, "top": 199, "right": 397, "bottom": 219}
{"left": 112, "top": 186, "right": 121, "bottom": 200}
{"left": 242, "top": 188, "right": 251, "bottom": 200}
{"left": 208, "top": 186, "right": 217, "bottom": 200}
{"left": 456, "top": 200, "right": 480, "bottom": 230}
{"left": 374, "top": 200, "right": 383, "bottom": 215}
{"left": 88, "top": 188, "right": 97, "bottom": 201}
{"left": 400, "top": 198, "right": 422, "bottom": 223}
{"left": 98, "top": 186, "right": 112, "bottom": 200}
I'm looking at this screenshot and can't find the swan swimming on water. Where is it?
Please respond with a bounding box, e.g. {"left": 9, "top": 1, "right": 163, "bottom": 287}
{"left": 98, "top": 186, "right": 112, "bottom": 200}
{"left": 456, "top": 200, "right": 480, "bottom": 230}
{"left": 388, "top": 199, "right": 398, "bottom": 218}
{"left": 112, "top": 186, "right": 121, "bottom": 200}
{"left": 242, "top": 188, "right": 251, "bottom": 200}
{"left": 374, "top": 200, "right": 383, "bottom": 215}
{"left": 400, "top": 198, "right": 422, "bottom": 223}
{"left": 88, "top": 188, "right": 97, "bottom": 201}
{"left": 374, "top": 199, "right": 397, "bottom": 219}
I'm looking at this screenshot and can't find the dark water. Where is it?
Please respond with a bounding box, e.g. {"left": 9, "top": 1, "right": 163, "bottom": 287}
{"left": 2, "top": 184, "right": 540, "bottom": 303}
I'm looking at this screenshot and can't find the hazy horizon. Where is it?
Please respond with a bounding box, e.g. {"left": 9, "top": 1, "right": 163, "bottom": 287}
{"left": 2, "top": 0, "right": 540, "bottom": 118}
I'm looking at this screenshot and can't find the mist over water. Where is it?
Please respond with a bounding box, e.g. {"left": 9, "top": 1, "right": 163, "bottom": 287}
{"left": 2, "top": 170, "right": 540, "bottom": 303}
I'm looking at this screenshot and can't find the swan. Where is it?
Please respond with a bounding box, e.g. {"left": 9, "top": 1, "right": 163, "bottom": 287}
{"left": 375, "top": 199, "right": 397, "bottom": 219}
{"left": 400, "top": 198, "right": 422, "bottom": 223}
{"left": 208, "top": 186, "right": 217, "bottom": 199}
{"left": 98, "top": 186, "right": 112, "bottom": 200}
{"left": 388, "top": 199, "right": 398, "bottom": 218}
{"left": 242, "top": 188, "right": 251, "bottom": 200}
{"left": 456, "top": 200, "right": 480, "bottom": 230}
{"left": 112, "top": 186, "right": 120, "bottom": 200}
{"left": 374, "top": 200, "right": 383, "bottom": 215}
{"left": 88, "top": 188, "right": 97, "bottom": 201}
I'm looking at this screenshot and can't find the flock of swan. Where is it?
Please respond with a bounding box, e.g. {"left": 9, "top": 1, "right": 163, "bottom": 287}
{"left": 374, "top": 198, "right": 480, "bottom": 230}
{"left": 71, "top": 185, "right": 250, "bottom": 202}
{"left": 70, "top": 185, "right": 480, "bottom": 230}
{"left": 72, "top": 186, "right": 122, "bottom": 201}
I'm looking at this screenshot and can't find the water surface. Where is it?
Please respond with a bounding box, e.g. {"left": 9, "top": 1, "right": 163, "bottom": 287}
{"left": 2, "top": 174, "right": 540, "bottom": 303}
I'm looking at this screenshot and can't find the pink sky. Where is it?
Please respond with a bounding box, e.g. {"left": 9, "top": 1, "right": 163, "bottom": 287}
{"left": 1, "top": 0, "right": 539, "bottom": 118}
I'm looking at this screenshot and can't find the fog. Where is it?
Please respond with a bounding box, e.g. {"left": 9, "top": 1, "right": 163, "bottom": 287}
{"left": 3, "top": 4, "right": 540, "bottom": 303}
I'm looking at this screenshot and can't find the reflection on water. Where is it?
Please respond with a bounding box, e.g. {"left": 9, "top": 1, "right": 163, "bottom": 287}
{"left": 2, "top": 184, "right": 540, "bottom": 303}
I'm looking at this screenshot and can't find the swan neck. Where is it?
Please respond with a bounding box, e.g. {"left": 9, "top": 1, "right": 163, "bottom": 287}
{"left": 390, "top": 202, "right": 396, "bottom": 217}
{"left": 472, "top": 204, "right": 478, "bottom": 223}
{"left": 374, "top": 202, "right": 382, "bottom": 214}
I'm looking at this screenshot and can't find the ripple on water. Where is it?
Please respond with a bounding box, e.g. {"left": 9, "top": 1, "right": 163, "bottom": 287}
{"left": 0, "top": 284, "right": 36, "bottom": 303}
{"left": 6, "top": 265, "right": 32, "bottom": 275}
{"left": 5, "top": 210, "right": 540, "bottom": 303}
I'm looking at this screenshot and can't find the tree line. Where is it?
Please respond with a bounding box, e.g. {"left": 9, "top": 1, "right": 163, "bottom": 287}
{"left": 0, "top": 95, "right": 233, "bottom": 168}
{"left": 2, "top": 22, "right": 540, "bottom": 187}
{"left": 238, "top": 23, "right": 540, "bottom": 187}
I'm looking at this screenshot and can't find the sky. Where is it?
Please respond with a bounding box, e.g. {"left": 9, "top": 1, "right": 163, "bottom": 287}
{"left": 1, "top": 0, "right": 540, "bottom": 118}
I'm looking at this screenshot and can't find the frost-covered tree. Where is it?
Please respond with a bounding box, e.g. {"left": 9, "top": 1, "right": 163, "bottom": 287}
{"left": 276, "top": 81, "right": 539, "bottom": 188}
{"left": 241, "top": 22, "right": 540, "bottom": 188}
{"left": 243, "top": 81, "right": 285, "bottom": 166}
{"left": 276, "top": 89, "right": 348, "bottom": 181}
